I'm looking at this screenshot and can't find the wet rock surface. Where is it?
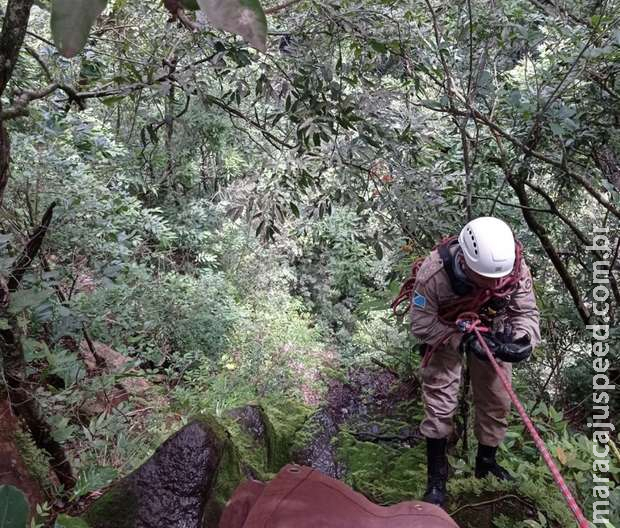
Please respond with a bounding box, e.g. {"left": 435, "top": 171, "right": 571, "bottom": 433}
{"left": 292, "top": 367, "right": 421, "bottom": 478}
{"left": 83, "top": 417, "right": 230, "bottom": 528}
{"left": 226, "top": 405, "right": 268, "bottom": 442}
{"left": 292, "top": 408, "right": 342, "bottom": 477}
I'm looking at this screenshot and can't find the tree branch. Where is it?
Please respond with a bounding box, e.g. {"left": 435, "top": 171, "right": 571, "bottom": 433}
{"left": 1, "top": 201, "right": 75, "bottom": 491}
{"left": 264, "top": 0, "right": 303, "bottom": 15}
{"left": 0, "top": 83, "right": 59, "bottom": 119}
{"left": 8, "top": 201, "right": 56, "bottom": 292}
{"left": 452, "top": 105, "right": 620, "bottom": 220}
{"left": 501, "top": 165, "right": 591, "bottom": 324}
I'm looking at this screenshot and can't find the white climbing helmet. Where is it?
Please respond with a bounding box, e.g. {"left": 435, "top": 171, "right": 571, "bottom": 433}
{"left": 458, "top": 217, "right": 516, "bottom": 278}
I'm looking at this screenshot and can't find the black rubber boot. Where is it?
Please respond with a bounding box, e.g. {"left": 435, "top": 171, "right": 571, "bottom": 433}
{"left": 422, "top": 438, "right": 448, "bottom": 507}
{"left": 475, "top": 444, "right": 514, "bottom": 481}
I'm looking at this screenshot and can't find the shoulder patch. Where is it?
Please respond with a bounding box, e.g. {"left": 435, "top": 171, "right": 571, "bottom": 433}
{"left": 413, "top": 291, "right": 427, "bottom": 309}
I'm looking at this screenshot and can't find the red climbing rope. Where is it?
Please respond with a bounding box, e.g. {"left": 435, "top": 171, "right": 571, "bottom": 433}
{"left": 391, "top": 237, "right": 523, "bottom": 319}
{"left": 457, "top": 316, "right": 590, "bottom": 528}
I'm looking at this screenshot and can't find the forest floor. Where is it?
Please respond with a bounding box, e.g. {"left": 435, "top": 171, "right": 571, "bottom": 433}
{"left": 284, "top": 363, "right": 540, "bottom": 528}
{"left": 46, "top": 340, "right": 572, "bottom": 528}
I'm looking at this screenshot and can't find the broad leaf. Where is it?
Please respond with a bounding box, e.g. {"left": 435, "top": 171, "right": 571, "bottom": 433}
{"left": 51, "top": 0, "right": 108, "bottom": 58}
{"left": 0, "top": 485, "right": 29, "bottom": 528}
{"left": 55, "top": 514, "right": 91, "bottom": 528}
{"left": 180, "top": 0, "right": 200, "bottom": 9}
{"left": 8, "top": 288, "right": 53, "bottom": 315}
{"left": 197, "top": 0, "right": 267, "bottom": 52}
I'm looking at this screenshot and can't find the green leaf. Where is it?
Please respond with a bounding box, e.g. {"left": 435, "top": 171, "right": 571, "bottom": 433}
{"left": 290, "top": 202, "right": 300, "bottom": 218}
{"left": 180, "top": 0, "right": 200, "bottom": 9}
{"left": 55, "top": 514, "right": 91, "bottom": 528}
{"left": 51, "top": 0, "right": 108, "bottom": 58}
{"left": 197, "top": 0, "right": 268, "bottom": 52}
{"left": 373, "top": 240, "right": 383, "bottom": 260}
{"left": 549, "top": 122, "right": 563, "bottom": 137}
{"left": 0, "top": 485, "right": 29, "bottom": 528}
{"left": 72, "top": 467, "right": 117, "bottom": 498}
{"left": 8, "top": 288, "right": 52, "bottom": 315}
{"left": 369, "top": 39, "right": 387, "bottom": 53}
{"left": 101, "top": 96, "right": 126, "bottom": 107}
{"left": 22, "top": 338, "right": 50, "bottom": 362}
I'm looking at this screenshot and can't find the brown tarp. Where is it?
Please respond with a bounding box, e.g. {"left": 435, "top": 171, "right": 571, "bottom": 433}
{"left": 219, "top": 464, "right": 459, "bottom": 528}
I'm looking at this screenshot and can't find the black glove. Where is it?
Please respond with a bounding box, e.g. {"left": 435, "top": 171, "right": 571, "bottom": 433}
{"left": 494, "top": 334, "right": 532, "bottom": 363}
{"left": 460, "top": 326, "right": 532, "bottom": 364}
{"left": 459, "top": 332, "right": 499, "bottom": 362}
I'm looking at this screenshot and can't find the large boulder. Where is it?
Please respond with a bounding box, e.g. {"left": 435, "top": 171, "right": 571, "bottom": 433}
{"left": 223, "top": 402, "right": 310, "bottom": 478}
{"left": 291, "top": 408, "right": 342, "bottom": 478}
{"left": 80, "top": 415, "right": 242, "bottom": 528}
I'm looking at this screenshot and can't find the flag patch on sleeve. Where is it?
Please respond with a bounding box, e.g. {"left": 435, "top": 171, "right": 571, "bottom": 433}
{"left": 413, "top": 291, "right": 427, "bottom": 309}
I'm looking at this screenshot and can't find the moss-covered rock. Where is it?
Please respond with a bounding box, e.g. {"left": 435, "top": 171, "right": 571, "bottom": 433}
{"left": 82, "top": 415, "right": 241, "bottom": 528}
{"left": 82, "top": 482, "right": 138, "bottom": 528}
{"left": 335, "top": 431, "right": 427, "bottom": 505}
{"left": 220, "top": 400, "right": 310, "bottom": 478}
{"left": 201, "top": 418, "right": 244, "bottom": 527}
{"left": 291, "top": 408, "right": 341, "bottom": 477}
{"left": 222, "top": 404, "right": 276, "bottom": 479}
{"left": 261, "top": 400, "right": 311, "bottom": 470}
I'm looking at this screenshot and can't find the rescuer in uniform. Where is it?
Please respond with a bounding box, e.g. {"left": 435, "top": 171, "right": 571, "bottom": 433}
{"left": 410, "top": 217, "right": 541, "bottom": 507}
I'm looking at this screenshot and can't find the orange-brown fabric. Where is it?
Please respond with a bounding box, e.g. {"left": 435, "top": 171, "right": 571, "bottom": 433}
{"left": 218, "top": 480, "right": 266, "bottom": 528}
{"left": 219, "top": 465, "right": 459, "bottom": 528}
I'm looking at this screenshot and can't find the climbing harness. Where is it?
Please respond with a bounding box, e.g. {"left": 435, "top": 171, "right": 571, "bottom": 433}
{"left": 456, "top": 314, "right": 590, "bottom": 528}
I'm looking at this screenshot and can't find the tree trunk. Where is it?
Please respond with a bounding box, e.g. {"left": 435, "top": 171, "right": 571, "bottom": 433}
{"left": 507, "top": 169, "right": 591, "bottom": 325}
{"left": 0, "top": 202, "right": 76, "bottom": 491}
{"left": 0, "top": 121, "right": 10, "bottom": 207}
{"left": 0, "top": 0, "right": 35, "bottom": 205}
{"left": 1, "top": 325, "right": 76, "bottom": 490}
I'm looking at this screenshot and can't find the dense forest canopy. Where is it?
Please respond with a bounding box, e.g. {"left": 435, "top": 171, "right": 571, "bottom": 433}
{"left": 0, "top": 0, "right": 618, "bottom": 526}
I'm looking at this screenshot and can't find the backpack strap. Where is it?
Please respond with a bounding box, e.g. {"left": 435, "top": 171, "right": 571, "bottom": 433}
{"left": 437, "top": 240, "right": 473, "bottom": 297}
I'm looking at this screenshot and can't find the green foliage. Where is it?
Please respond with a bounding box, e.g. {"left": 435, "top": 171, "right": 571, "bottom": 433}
{"left": 71, "top": 467, "right": 118, "bottom": 499}
{"left": 2, "top": 1, "right": 619, "bottom": 525}
{"left": 77, "top": 266, "right": 238, "bottom": 369}
{"left": 13, "top": 430, "right": 54, "bottom": 494}
{"left": 335, "top": 431, "right": 427, "bottom": 505}
{"left": 448, "top": 476, "right": 574, "bottom": 528}
{"left": 175, "top": 290, "right": 324, "bottom": 412}
{"left": 0, "top": 485, "right": 29, "bottom": 528}
{"left": 55, "top": 514, "right": 91, "bottom": 528}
